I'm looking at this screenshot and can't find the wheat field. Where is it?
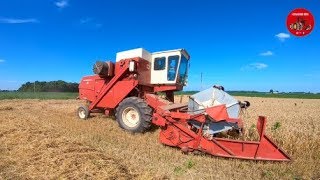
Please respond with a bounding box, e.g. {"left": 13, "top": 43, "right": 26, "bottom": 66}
{"left": 0, "top": 96, "right": 319, "bottom": 179}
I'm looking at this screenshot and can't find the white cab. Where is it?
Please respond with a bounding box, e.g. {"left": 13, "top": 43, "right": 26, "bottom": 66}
{"left": 116, "top": 48, "right": 190, "bottom": 85}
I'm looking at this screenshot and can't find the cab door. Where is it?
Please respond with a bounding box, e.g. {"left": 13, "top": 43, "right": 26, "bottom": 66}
{"left": 151, "top": 54, "right": 181, "bottom": 84}
{"left": 150, "top": 55, "right": 167, "bottom": 84}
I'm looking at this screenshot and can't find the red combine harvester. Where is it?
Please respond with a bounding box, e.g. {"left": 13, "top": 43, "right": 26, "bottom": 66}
{"left": 78, "top": 48, "right": 291, "bottom": 161}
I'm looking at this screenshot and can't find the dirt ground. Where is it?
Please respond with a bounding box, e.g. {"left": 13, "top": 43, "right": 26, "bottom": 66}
{"left": 0, "top": 96, "right": 319, "bottom": 179}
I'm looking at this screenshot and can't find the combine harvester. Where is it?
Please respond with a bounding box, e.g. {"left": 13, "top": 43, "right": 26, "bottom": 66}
{"left": 77, "top": 48, "right": 291, "bottom": 161}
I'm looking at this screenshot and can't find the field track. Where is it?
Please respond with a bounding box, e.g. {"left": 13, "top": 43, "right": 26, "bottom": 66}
{"left": 0, "top": 97, "right": 319, "bottom": 179}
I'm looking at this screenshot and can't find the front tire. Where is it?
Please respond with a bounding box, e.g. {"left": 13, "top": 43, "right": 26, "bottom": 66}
{"left": 115, "top": 97, "right": 152, "bottom": 133}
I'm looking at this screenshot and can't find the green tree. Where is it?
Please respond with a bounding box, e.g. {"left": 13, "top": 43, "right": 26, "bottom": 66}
{"left": 18, "top": 81, "right": 79, "bottom": 92}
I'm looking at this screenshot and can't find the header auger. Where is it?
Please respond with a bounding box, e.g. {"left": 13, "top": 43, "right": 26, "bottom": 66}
{"left": 77, "top": 48, "right": 291, "bottom": 161}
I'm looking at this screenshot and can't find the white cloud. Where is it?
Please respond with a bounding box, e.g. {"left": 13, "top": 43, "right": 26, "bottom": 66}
{"left": 0, "top": 18, "right": 38, "bottom": 24}
{"left": 80, "top": 18, "right": 92, "bottom": 24}
{"left": 55, "top": 0, "right": 68, "bottom": 9}
{"left": 0, "top": 59, "right": 5, "bottom": 63}
{"left": 95, "top": 23, "right": 103, "bottom": 28}
{"left": 304, "top": 73, "right": 320, "bottom": 79}
{"left": 7, "top": 80, "right": 17, "bottom": 83}
{"left": 275, "top": 33, "right": 290, "bottom": 42}
{"left": 241, "top": 63, "right": 268, "bottom": 71}
{"left": 80, "top": 18, "right": 103, "bottom": 28}
{"left": 259, "top": 51, "right": 273, "bottom": 56}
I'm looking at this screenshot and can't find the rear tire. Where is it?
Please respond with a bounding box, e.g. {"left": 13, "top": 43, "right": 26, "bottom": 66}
{"left": 77, "top": 106, "right": 90, "bottom": 120}
{"left": 115, "top": 97, "right": 152, "bottom": 133}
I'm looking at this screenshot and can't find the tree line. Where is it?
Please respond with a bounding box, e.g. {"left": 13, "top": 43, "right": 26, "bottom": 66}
{"left": 18, "top": 80, "right": 79, "bottom": 92}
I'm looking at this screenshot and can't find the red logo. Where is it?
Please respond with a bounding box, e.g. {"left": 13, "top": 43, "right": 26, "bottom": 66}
{"left": 286, "top": 8, "right": 315, "bottom": 37}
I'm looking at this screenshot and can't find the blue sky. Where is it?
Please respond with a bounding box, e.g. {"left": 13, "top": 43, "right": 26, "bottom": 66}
{"left": 0, "top": 0, "right": 319, "bottom": 92}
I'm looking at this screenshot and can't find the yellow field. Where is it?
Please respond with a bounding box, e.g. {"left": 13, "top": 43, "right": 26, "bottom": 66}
{"left": 0, "top": 97, "right": 319, "bottom": 179}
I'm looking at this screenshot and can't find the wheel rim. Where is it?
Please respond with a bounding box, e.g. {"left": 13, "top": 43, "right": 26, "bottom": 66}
{"left": 122, "top": 107, "right": 140, "bottom": 128}
{"left": 79, "top": 108, "right": 86, "bottom": 119}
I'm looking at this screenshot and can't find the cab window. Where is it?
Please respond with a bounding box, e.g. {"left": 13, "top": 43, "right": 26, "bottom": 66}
{"left": 154, "top": 57, "right": 166, "bottom": 70}
{"left": 167, "top": 55, "right": 179, "bottom": 81}
{"left": 178, "top": 55, "right": 188, "bottom": 84}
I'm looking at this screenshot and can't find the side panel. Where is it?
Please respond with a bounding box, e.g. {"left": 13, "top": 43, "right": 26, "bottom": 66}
{"left": 115, "top": 57, "right": 151, "bottom": 86}
{"left": 79, "top": 75, "right": 103, "bottom": 102}
{"left": 96, "top": 80, "right": 138, "bottom": 109}
{"left": 94, "top": 78, "right": 107, "bottom": 97}
{"left": 136, "top": 58, "right": 151, "bottom": 85}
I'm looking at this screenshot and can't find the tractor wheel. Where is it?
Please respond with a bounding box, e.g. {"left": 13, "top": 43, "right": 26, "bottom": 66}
{"left": 115, "top": 97, "right": 152, "bottom": 133}
{"left": 77, "top": 105, "right": 90, "bottom": 120}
